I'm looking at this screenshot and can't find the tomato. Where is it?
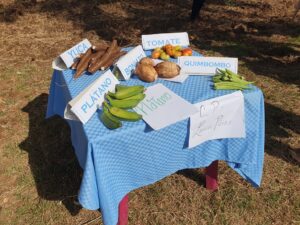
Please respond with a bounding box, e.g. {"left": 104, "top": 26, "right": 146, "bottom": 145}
{"left": 182, "top": 52, "right": 190, "bottom": 56}
{"left": 151, "top": 50, "right": 161, "bottom": 59}
{"left": 166, "top": 48, "right": 175, "bottom": 57}
{"left": 164, "top": 44, "right": 173, "bottom": 50}
{"left": 181, "top": 48, "right": 193, "bottom": 56}
{"left": 173, "top": 51, "right": 182, "bottom": 58}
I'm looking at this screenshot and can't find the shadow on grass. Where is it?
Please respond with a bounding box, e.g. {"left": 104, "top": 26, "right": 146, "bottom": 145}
{"left": 177, "top": 169, "right": 206, "bottom": 187}
{"left": 265, "top": 103, "right": 300, "bottom": 166}
{"left": 19, "top": 93, "right": 83, "bottom": 216}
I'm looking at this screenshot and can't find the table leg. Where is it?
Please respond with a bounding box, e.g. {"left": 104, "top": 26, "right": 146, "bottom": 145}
{"left": 117, "top": 194, "right": 128, "bottom": 225}
{"left": 205, "top": 160, "right": 218, "bottom": 191}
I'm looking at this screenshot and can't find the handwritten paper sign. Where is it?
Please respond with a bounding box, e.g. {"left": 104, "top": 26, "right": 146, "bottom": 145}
{"left": 52, "top": 39, "right": 92, "bottom": 70}
{"left": 189, "top": 91, "right": 245, "bottom": 148}
{"left": 142, "top": 32, "right": 190, "bottom": 50}
{"left": 64, "top": 70, "right": 119, "bottom": 124}
{"left": 134, "top": 83, "right": 198, "bottom": 130}
{"left": 178, "top": 56, "right": 238, "bottom": 75}
{"left": 114, "top": 45, "right": 146, "bottom": 80}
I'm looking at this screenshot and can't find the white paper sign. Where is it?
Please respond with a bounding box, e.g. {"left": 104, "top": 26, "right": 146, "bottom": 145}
{"left": 189, "top": 91, "right": 245, "bottom": 148}
{"left": 142, "top": 32, "right": 190, "bottom": 50}
{"left": 64, "top": 70, "right": 119, "bottom": 124}
{"left": 178, "top": 56, "right": 238, "bottom": 75}
{"left": 115, "top": 45, "right": 146, "bottom": 80}
{"left": 134, "top": 84, "right": 198, "bottom": 130}
{"left": 52, "top": 39, "right": 92, "bottom": 70}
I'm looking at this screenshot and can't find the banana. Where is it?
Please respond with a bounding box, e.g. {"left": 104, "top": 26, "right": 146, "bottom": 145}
{"left": 109, "top": 106, "right": 142, "bottom": 121}
{"left": 123, "top": 93, "right": 146, "bottom": 101}
{"left": 100, "top": 102, "right": 122, "bottom": 129}
{"left": 109, "top": 85, "right": 145, "bottom": 100}
{"left": 106, "top": 95, "right": 141, "bottom": 109}
{"left": 115, "top": 84, "right": 128, "bottom": 92}
{"left": 116, "top": 84, "right": 144, "bottom": 92}
{"left": 107, "top": 91, "right": 117, "bottom": 98}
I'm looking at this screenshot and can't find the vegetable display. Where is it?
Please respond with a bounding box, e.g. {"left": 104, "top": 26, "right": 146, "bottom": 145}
{"left": 71, "top": 40, "right": 126, "bottom": 79}
{"left": 213, "top": 69, "right": 253, "bottom": 90}
{"left": 151, "top": 44, "right": 192, "bottom": 60}
{"left": 100, "top": 85, "right": 145, "bottom": 130}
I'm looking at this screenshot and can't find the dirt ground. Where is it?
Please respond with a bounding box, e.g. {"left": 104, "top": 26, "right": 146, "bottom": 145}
{"left": 0, "top": 0, "right": 299, "bottom": 224}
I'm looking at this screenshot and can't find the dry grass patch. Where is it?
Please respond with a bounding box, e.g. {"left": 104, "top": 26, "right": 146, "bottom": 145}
{"left": 0, "top": 0, "right": 299, "bottom": 224}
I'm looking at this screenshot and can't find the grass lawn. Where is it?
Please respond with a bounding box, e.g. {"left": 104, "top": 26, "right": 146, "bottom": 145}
{"left": 0, "top": 0, "right": 299, "bottom": 224}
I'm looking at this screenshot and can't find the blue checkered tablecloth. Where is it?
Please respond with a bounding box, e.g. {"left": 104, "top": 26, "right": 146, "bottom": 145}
{"left": 46, "top": 49, "right": 264, "bottom": 225}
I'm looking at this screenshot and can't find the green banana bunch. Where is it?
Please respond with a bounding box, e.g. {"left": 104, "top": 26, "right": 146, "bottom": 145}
{"left": 100, "top": 84, "right": 145, "bottom": 129}
{"left": 106, "top": 93, "right": 145, "bottom": 109}
{"left": 100, "top": 102, "right": 122, "bottom": 130}
{"left": 115, "top": 84, "right": 128, "bottom": 91}
{"left": 108, "top": 85, "right": 144, "bottom": 99}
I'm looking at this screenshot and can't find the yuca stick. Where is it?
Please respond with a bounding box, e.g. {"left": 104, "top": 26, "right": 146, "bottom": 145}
{"left": 96, "top": 47, "right": 121, "bottom": 68}
{"left": 71, "top": 53, "right": 83, "bottom": 69}
{"left": 89, "top": 48, "right": 120, "bottom": 71}
{"left": 101, "top": 51, "right": 127, "bottom": 70}
{"left": 74, "top": 48, "right": 92, "bottom": 78}
{"left": 92, "top": 44, "right": 109, "bottom": 52}
{"left": 71, "top": 58, "right": 80, "bottom": 70}
{"left": 89, "top": 49, "right": 106, "bottom": 65}
{"left": 88, "top": 40, "right": 118, "bottom": 74}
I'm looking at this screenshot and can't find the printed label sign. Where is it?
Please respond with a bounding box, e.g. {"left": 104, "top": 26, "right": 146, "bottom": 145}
{"left": 189, "top": 91, "right": 245, "bottom": 148}
{"left": 134, "top": 83, "right": 198, "bottom": 130}
{"left": 178, "top": 56, "right": 238, "bottom": 75}
{"left": 142, "top": 32, "right": 190, "bottom": 50}
{"left": 64, "top": 70, "right": 119, "bottom": 124}
{"left": 53, "top": 39, "right": 92, "bottom": 70}
{"left": 115, "top": 45, "right": 146, "bottom": 80}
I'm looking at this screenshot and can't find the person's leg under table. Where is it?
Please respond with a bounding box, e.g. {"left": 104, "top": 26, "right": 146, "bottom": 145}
{"left": 205, "top": 160, "right": 218, "bottom": 191}
{"left": 117, "top": 194, "right": 129, "bottom": 225}
{"left": 191, "top": 0, "right": 206, "bottom": 21}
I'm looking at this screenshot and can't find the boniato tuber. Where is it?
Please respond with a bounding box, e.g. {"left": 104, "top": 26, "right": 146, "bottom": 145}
{"left": 155, "top": 61, "right": 180, "bottom": 78}
{"left": 135, "top": 63, "right": 158, "bottom": 82}
{"left": 139, "top": 57, "right": 154, "bottom": 66}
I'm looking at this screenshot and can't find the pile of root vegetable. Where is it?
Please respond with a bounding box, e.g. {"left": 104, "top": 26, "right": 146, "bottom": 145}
{"left": 135, "top": 57, "right": 181, "bottom": 82}
{"left": 71, "top": 40, "right": 126, "bottom": 78}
